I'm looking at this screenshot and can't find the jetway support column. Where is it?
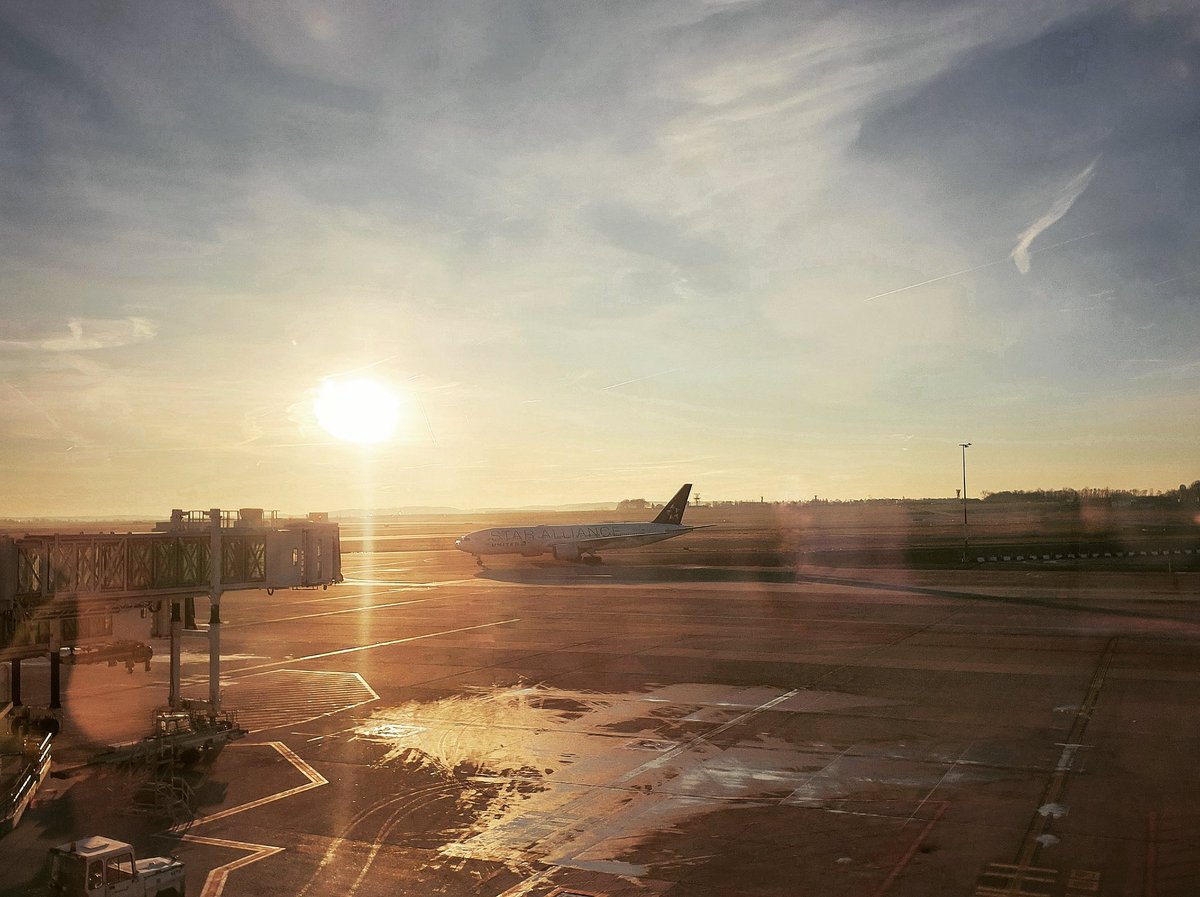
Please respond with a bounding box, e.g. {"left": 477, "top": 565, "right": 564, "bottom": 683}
{"left": 209, "top": 508, "right": 223, "bottom": 712}
{"left": 169, "top": 600, "right": 182, "bottom": 710}
{"left": 9, "top": 659, "right": 20, "bottom": 707}
{"left": 49, "top": 650, "right": 61, "bottom": 710}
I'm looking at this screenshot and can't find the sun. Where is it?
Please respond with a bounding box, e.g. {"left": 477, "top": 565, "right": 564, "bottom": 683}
{"left": 314, "top": 377, "right": 402, "bottom": 444}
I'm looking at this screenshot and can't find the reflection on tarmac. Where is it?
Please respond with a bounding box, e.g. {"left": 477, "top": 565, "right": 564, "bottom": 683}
{"left": 340, "top": 680, "right": 958, "bottom": 879}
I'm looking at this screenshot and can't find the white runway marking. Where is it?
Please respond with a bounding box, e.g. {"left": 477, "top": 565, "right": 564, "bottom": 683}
{"left": 228, "top": 594, "right": 444, "bottom": 628}
{"left": 220, "top": 670, "right": 379, "bottom": 734}
{"left": 219, "top": 618, "right": 521, "bottom": 678}
{"left": 610, "top": 688, "right": 801, "bottom": 786}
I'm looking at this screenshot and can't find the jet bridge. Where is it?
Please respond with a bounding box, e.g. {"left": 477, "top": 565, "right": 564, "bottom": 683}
{"left": 0, "top": 508, "right": 341, "bottom": 716}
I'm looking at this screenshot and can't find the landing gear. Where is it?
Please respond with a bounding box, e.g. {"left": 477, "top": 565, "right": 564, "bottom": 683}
{"left": 581, "top": 555, "right": 603, "bottom": 566}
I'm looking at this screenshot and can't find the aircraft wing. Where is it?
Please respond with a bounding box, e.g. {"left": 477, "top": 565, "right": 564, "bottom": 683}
{"left": 554, "top": 533, "right": 646, "bottom": 551}
{"left": 551, "top": 525, "right": 713, "bottom": 552}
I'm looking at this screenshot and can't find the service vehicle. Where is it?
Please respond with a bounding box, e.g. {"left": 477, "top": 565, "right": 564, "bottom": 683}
{"left": 47, "top": 836, "right": 185, "bottom": 897}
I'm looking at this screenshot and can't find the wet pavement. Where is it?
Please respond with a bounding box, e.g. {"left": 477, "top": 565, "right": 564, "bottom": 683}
{"left": 3, "top": 545, "right": 1200, "bottom": 896}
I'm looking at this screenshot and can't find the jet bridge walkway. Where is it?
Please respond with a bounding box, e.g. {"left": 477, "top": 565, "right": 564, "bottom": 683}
{"left": 0, "top": 507, "right": 341, "bottom": 836}
{"left": 0, "top": 507, "right": 341, "bottom": 710}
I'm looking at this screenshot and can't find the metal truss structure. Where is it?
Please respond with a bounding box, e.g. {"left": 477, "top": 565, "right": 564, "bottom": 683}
{"left": 0, "top": 508, "right": 341, "bottom": 662}
{"left": 0, "top": 508, "right": 341, "bottom": 834}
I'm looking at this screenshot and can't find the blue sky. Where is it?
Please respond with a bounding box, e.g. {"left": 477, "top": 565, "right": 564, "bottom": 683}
{"left": 1, "top": 1, "right": 1197, "bottom": 515}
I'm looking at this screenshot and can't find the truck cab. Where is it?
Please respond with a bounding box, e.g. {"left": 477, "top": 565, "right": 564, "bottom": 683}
{"left": 48, "top": 837, "right": 185, "bottom": 897}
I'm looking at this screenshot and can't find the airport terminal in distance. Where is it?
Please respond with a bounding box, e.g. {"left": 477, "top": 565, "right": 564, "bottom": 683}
{"left": 2, "top": 489, "right": 1200, "bottom": 897}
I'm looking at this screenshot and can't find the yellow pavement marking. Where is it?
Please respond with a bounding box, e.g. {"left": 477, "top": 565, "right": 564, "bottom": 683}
{"left": 175, "top": 835, "right": 285, "bottom": 897}
{"left": 160, "top": 741, "right": 328, "bottom": 897}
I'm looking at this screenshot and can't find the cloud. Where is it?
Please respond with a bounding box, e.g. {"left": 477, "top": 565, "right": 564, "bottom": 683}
{"left": 583, "top": 200, "right": 741, "bottom": 300}
{"left": 1, "top": 1, "right": 1198, "bottom": 512}
{"left": 848, "top": 5, "right": 1200, "bottom": 398}
{"left": 1, "top": 317, "right": 157, "bottom": 352}
{"left": 1010, "top": 156, "right": 1100, "bottom": 273}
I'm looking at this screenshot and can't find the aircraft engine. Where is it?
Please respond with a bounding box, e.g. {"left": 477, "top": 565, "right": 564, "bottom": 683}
{"left": 552, "top": 543, "right": 580, "bottom": 561}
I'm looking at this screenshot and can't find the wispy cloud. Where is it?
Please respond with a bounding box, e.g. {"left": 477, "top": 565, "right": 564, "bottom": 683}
{"left": 0, "top": 317, "right": 156, "bottom": 352}
{"left": 1, "top": 3, "right": 1198, "bottom": 512}
{"left": 1011, "top": 157, "right": 1100, "bottom": 274}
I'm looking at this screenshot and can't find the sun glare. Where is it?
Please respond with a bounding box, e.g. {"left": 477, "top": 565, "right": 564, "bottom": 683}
{"left": 314, "top": 377, "right": 401, "bottom": 444}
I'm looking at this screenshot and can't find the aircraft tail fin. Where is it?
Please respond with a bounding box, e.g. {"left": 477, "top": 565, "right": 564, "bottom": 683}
{"left": 653, "top": 484, "right": 692, "bottom": 525}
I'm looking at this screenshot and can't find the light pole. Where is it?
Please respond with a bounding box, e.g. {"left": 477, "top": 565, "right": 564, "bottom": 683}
{"left": 960, "top": 442, "right": 971, "bottom": 562}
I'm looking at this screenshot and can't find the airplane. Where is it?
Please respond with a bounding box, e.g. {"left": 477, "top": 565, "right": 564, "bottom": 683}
{"left": 455, "top": 484, "right": 707, "bottom": 565}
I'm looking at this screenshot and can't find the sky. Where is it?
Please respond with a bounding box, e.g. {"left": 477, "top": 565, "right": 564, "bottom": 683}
{"left": 1, "top": 0, "right": 1198, "bottom": 516}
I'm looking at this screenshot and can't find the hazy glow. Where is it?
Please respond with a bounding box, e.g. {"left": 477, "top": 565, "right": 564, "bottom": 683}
{"left": 314, "top": 378, "right": 401, "bottom": 445}
{"left": 0, "top": 4, "right": 1197, "bottom": 515}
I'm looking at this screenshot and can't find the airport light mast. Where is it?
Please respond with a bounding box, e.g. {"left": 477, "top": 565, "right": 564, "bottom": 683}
{"left": 960, "top": 442, "right": 972, "bottom": 562}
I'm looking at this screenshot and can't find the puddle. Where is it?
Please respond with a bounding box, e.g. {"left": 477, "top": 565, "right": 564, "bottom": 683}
{"left": 350, "top": 681, "right": 964, "bottom": 877}
{"left": 357, "top": 723, "right": 427, "bottom": 742}
{"left": 627, "top": 739, "right": 678, "bottom": 753}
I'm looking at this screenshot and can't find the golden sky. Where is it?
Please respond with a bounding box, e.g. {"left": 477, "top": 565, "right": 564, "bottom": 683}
{"left": 1, "top": 1, "right": 1198, "bottom": 515}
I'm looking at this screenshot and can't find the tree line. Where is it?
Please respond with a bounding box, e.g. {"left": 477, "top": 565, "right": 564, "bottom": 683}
{"left": 619, "top": 481, "right": 1200, "bottom": 508}
{"left": 982, "top": 482, "right": 1200, "bottom": 506}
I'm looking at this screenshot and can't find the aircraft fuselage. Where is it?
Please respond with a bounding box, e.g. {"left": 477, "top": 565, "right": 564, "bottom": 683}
{"left": 454, "top": 484, "right": 703, "bottom": 563}
{"left": 456, "top": 522, "right": 694, "bottom": 558}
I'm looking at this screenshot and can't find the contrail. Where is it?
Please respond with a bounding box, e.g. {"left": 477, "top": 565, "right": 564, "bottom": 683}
{"left": 863, "top": 231, "right": 1099, "bottom": 303}
{"left": 414, "top": 393, "right": 440, "bottom": 449}
{"left": 1011, "top": 156, "right": 1100, "bottom": 273}
{"left": 863, "top": 258, "right": 1008, "bottom": 302}
{"left": 1030, "top": 230, "right": 1098, "bottom": 254}
{"left": 1152, "top": 271, "right": 1199, "bottom": 288}
{"left": 601, "top": 368, "right": 680, "bottom": 390}
{"left": 325, "top": 354, "right": 410, "bottom": 380}
{"left": 4, "top": 382, "right": 84, "bottom": 446}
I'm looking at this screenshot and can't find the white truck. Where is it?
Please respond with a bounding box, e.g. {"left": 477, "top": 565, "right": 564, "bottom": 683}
{"left": 47, "top": 836, "right": 185, "bottom": 897}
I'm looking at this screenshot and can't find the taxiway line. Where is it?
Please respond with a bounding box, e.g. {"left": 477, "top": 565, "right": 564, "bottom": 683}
{"left": 873, "top": 801, "right": 950, "bottom": 897}
{"left": 217, "top": 618, "right": 521, "bottom": 678}
{"left": 1013, "top": 636, "right": 1118, "bottom": 873}
{"left": 160, "top": 742, "right": 329, "bottom": 897}
{"left": 537, "top": 687, "right": 805, "bottom": 874}
{"left": 611, "top": 687, "right": 802, "bottom": 786}
{"left": 176, "top": 835, "right": 285, "bottom": 897}
{"left": 170, "top": 741, "right": 327, "bottom": 831}
{"left": 1144, "top": 811, "right": 1157, "bottom": 897}
{"left": 226, "top": 594, "right": 447, "bottom": 628}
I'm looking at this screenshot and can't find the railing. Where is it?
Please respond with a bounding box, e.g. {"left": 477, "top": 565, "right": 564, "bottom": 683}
{"left": 0, "top": 513, "right": 342, "bottom": 662}
{"left": 0, "top": 730, "right": 53, "bottom": 836}
{"left": 9, "top": 532, "right": 268, "bottom": 600}
{"left": 160, "top": 508, "right": 284, "bottom": 531}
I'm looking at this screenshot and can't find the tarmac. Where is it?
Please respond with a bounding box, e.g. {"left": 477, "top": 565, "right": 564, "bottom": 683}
{"left": 3, "top": 539, "right": 1200, "bottom": 896}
